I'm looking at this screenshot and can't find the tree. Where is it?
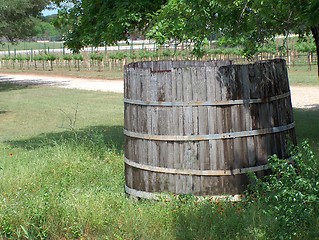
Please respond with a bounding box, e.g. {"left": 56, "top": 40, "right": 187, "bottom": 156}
{"left": 0, "top": 0, "right": 51, "bottom": 42}
{"left": 226, "top": 0, "right": 319, "bottom": 77}
{"left": 149, "top": 0, "right": 319, "bottom": 75}
{"left": 54, "top": 0, "right": 166, "bottom": 52}
{"left": 34, "top": 15, "right": 62, "bottom": 41}
{"left": 55, "top": 0, "right": 319, "bottom": 77}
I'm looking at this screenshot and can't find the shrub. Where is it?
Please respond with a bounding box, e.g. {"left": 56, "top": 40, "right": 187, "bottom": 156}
{"left": 33, "top": 54, "right": 44, "bottom": 61}
{"left": 16, "top": 54, "right": 29, "bottom": 62}
{"left": 129, "top": 52, "right": 137, "bottom": 61}
{"left": 245, "top": 141, "right": 319, "bottom": 239}
{"left": 295, "top": 41, "right": 316, "bottom": 53}
{"left": 46, "top": 54, "right": 58, "bottom": 61}
{"left": 63, "top": 54, "right": 73, "bottom": 61}
{"left": 138, "top": 50, "right": 152, "bottom": 60}
{"left": 90, "top": 52, "right": 104, "bottom": 62}
{"left": 162, "top": 48, "right": 173, "bottom": 58}
{"left": 1, "top": 55, "right": 11, "bottom": 61}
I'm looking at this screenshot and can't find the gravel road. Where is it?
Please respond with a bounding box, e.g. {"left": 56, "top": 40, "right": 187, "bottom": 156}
{"left": 1, "top": 73, "right": 318, "bottom": 110}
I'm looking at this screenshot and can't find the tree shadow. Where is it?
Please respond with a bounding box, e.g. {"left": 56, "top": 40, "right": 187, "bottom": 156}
{"left": 301, "top": 105, "right": 319, "bottom": 111}
{"left": 170, "top": 197, "right": 251, "bottom": 240}
{"left": 5, "top": 125, "right": 124, "bottom": 155}
{"left": 0, "top": 77, "right": 59, "bottom": 92}
{"left": 293, "top": 108, "right": 319, "bottom": 145}
{"left": 0, "top": 80, "right": 31, "bottom": 92}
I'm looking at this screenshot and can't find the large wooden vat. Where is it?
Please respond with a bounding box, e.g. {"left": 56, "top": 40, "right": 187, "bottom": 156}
{"left": 124, "top": 59, "right": 296, "bottom": 198}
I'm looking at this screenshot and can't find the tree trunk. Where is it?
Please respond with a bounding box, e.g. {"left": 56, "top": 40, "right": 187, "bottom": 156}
{"left": 311, "top": 26, "right": 319, "bottom": 79}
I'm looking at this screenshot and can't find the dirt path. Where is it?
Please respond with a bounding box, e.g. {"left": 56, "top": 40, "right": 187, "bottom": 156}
{"left": 1, "top": 73, "right": 318, "bottom": 110}
{"left": 0, "top": 73, "right": 123, "bottom": 93}
{"left": 290, "top": 86, "right": 319, "bottom": 110}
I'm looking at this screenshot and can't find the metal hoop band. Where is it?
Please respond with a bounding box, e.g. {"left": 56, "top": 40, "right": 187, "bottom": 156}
{"left": 124, "top": 122, "right": 295, "bottom": 141}
{"left": 124, "top": 92, "right": 290, "bottom": 107}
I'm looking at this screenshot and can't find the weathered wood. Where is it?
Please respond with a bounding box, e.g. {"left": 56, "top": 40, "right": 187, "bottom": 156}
{"left": 124, "top": 59, "right": 296, "bottom": 197}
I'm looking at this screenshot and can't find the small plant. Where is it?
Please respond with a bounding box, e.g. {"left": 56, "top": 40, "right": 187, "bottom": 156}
{"left": 151, "top": 50, "right": 159, "bottom": 60}
{"left": 115, "top": 51, "right": 127, "bottom": 61}
{"left": 73, "top": 54, "right": 83, "bottom": 71}
{"left": 14, "top": 55, "right": 29, "bottom": 69}
{"left": 162, "top": 48, "right": 173, "bottom": 59}
{"left": 138, "top": 50, "right": 153, "bottom": 60}
{"left": 46, "top": 54, "right": 58, "bottom": 71}
{"left": 33, "top": 54, "right": 44, "bottom": 70}
{"left": 90, "top": 52, "right": 104, "bottom": 62}
{"left": 90, "top": 52, "right": 104, "bottom": 71}
{"left": 129, "top": 51, "right": 137, "bottom": 61}
{"left": 63, "top": 54, "right": 73, "bottom": 70}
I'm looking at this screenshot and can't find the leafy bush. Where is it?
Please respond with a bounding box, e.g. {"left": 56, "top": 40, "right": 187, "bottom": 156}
{"left": 1, "top": 55, "right": 11, "bottom": 61}
{"left": 258, "top": 43, "right": 277, "bottom": 54}
{"left": 47, "top": 54, "right": 57, "bottom": 61}
{"left": 129, "top": 52, "right": 137, "bottom": 60}
{"left": 138, "top": 50, "right": 152, "bottom": 60}
{"left": 16, "top": 55, "right": 29, "bottom": 62}
{"left": 73, "top": 54, "right": 83, "bottom": 61}
{"left": 33, "top": 54, "right": 45, "bottom": 61}
{"left": 90, "top": 52, "right": 104, "bottom": 61}
{"left": 246, "top": 141, "right": 319, "bottom": 239}
{"left": 113, "top": 51, "right": 127, "bottom": 61}
{"left": 63, "top": 54, "right": 73, "bottom": 61}
{"left": 162, "top": 48, "right": 173, "bottom": 58}
{"left": 295, "top": 41, "right": 316, "bottom": 53}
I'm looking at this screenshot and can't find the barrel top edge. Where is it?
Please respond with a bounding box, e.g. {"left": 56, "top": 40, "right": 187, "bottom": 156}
{"left": 124, "top": 58, "right": 286, "bottom": 70}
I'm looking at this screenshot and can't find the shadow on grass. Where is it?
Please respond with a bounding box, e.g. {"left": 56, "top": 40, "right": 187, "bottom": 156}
{"left": 302, "top": 104, "right": 319, "bottom": 111}
{"left": 5, "top": 125, "right": 124, "bottom": 155}
{"left": 0, "top": 77, "right": 57, "bottom": 92}
{"left": 293, "top": 108, "right": 319, "bottom": 146}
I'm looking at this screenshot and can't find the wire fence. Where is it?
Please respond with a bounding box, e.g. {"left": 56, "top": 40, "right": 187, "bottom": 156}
{"left": 0, "top": 40, "right": 317, "bottom": 72}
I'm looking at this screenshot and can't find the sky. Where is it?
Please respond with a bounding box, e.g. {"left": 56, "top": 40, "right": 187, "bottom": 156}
{"left": 42, "top": 8, "right": 58, "bottom": 16}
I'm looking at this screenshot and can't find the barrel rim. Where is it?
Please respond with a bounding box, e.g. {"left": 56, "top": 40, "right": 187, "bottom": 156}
{"left": 125, "top": 58, "right": 286, "bottom": 69}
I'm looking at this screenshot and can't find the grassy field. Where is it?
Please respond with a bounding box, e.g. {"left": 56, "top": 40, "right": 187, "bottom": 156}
{"left": 0, "top": 69, "right": 319, "bottom": 239}
{"left": 288, "top": 65, "right": 319, "bottom": 85}
{"left": 0, "top": 42, "right": 64, "bottom": 52}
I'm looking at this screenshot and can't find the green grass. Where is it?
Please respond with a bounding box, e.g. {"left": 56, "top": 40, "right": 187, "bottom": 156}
{"left": 0, "top": 86, "right": 123, "bottom": 142}
{"left": 288, "top": 65, "right": 319, "bottom": 86}
{"left": 294, "top": 109, "right": 319, "bottom": 151}
{"left": 0, "top": 78, "right": 319, "bottom": 239}
{"left": 0, "top": 84, "right": 176, "bottom": 239}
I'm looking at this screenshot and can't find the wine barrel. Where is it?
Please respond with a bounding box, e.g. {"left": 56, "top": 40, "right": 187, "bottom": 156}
{"left": 124, "top": 59, "right": 296, "bottom": 199}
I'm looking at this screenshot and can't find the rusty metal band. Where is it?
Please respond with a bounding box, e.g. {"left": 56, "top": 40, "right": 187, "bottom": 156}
{"left": 125, "top": 157, "right": 269, "bottom": 176}
{"left": 124, "top": 122, "right": 295, "bottom": 141}
{"left": 124, "top": 92, "right": 290, "bottom": 107}
{"left": 125, "top": 185, "right": 243, "bottom": 201}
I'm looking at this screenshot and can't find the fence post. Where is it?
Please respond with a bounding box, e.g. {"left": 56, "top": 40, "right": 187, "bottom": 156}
{"left": 308, "top": 52, "right": 312, "bottom": 71}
